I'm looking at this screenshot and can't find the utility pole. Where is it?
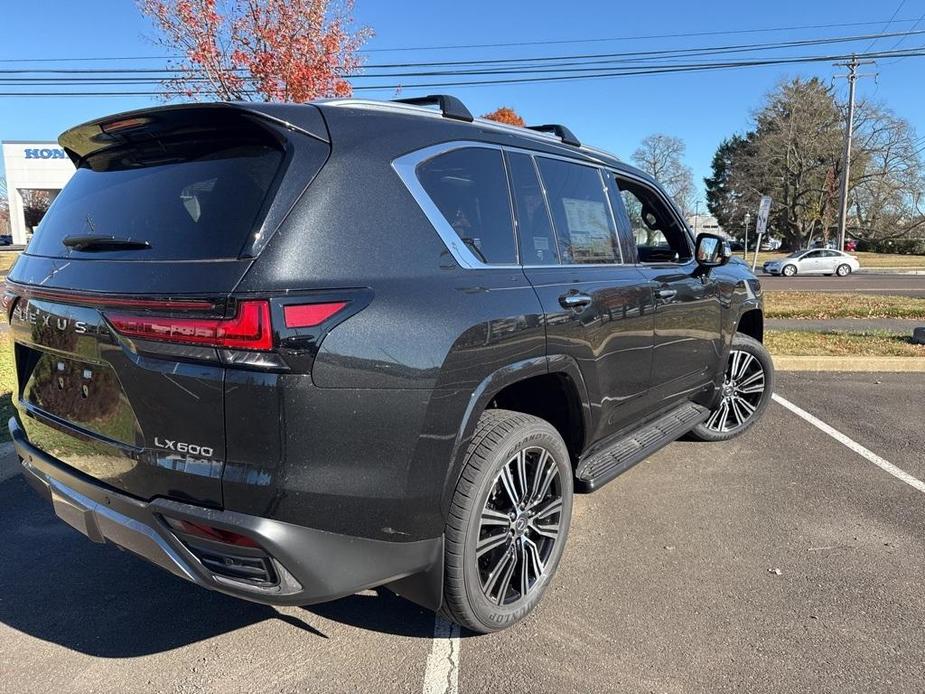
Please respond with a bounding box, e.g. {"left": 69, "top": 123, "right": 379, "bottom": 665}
{"left": 834, "top": 55, "right": 875, "bottom": 251}
{"left": 694, "top": 199, "right": 701, "bottom": 235}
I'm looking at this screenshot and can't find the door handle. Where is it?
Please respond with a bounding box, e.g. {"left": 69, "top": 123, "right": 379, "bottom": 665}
{"left": 559, "top": 292, "right": 592, "bottom": 310}
{"left": 657, "top": 288, "right": 678, "bottom": 301}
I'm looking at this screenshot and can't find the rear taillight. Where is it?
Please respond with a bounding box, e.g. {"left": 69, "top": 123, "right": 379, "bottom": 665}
{"left": 106, "top": 299, "right": 273, "bottom": 351}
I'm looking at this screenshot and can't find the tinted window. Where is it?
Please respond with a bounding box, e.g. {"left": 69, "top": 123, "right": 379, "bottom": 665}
{"left": 616, "top": 178, "right": 692, "bottom": 263}
{"left": 417, "top": 148, "right": 516, "bottom": 265}
{"left": 535, "top": 158, "right": 621, "bottom": 264}
{"left": 507, "top": 152, "right": 558, "bottom": 265}
{"left": 30, "top": 136, "right": 284, "bottom": 260}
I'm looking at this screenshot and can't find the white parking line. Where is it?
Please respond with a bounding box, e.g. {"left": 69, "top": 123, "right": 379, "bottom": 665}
{"left": 855, "top": 288, "right": 924, "bottom": 292}
{"left": 772, "top": 393, "right": 925, "bottom": 494}
{"left": 422, "top": 617, "right": 460, "bottom": 694}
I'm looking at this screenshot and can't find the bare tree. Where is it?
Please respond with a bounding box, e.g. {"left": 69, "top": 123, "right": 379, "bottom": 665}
{"left": 849, "top": 102, "right": 925, "bottom": 241}
{"left": 20, "top": 190, "right": 51, "bottom": 230}
{"left": 0, "top": 177, "right": 9, "bottom": 234}
{"left": 705, "top": 78, "right": 925, "bottom": 250}
{"left": 632, "top": 134, "right": 695, "bottom": 216}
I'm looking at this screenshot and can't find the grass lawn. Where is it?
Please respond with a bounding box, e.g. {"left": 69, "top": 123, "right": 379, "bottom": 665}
{"left": 764, "top": 292, "right": 925, "bottom": 320}
{"left": 0, "top": 332, "right": 15, "bottom": 443}
{"left": 766, "top": 330, "right": 925, "bottom": 357}
{"left": 0, "top": 252, "right": 20, "bottom": 277}
{"left": 749, "top": 250, "right": 925, "bottom": 268}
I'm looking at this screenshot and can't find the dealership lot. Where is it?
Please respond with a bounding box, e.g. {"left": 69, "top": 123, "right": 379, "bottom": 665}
{"left": 1, "top": 372, "right": 923, "bottom": 694}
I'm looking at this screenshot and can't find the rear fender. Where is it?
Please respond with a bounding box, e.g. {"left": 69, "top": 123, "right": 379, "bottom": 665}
{"left": 440, "top": 355, "right": 591, "bottom": 512}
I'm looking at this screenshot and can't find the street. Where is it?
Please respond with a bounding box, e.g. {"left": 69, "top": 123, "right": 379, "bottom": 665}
{"left": 1, "top": 372, "right": 923, "bottom": 693}
{"left": 761, "top": 272, "right": 925, "bottom": 297}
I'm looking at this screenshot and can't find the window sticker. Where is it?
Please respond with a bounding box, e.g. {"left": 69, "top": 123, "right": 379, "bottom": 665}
{"left": 562, "top": 198, "right": 609, "bottom": 234}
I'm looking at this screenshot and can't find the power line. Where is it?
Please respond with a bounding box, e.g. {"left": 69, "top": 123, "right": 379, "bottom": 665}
{"left": 2, "top": 45, "right": 924, "bottom": 96}
{"left": 5, "top": 46, "right": 925, "bottom": 84}
{"left": 2, "top": 16, "right": 923, "bottom": 63}
{"left": 2, "top": 28, "right": 923, "bottom": 78}
{"left": 863, "top": 0, "right": 908, "bottom": 52}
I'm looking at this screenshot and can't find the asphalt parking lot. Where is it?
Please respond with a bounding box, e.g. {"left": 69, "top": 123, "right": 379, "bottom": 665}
{"left": 1, "top": 372, "right": 924, "bottom": 694}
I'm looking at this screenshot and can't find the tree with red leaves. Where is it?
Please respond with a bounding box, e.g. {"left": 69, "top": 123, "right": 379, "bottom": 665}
{"left": 481, "top": 107, "right": 525, "bottom": 127}
{"left": 137, "top": 0, "right": 372, "bottom": 102}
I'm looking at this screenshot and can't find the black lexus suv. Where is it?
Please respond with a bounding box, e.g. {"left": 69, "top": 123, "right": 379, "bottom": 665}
{"left": 6, "top": 95, "right": 773, "bottom": 633}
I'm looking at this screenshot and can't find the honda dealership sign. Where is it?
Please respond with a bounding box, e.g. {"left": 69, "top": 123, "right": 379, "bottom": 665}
{"left": 23, "top": 147, "right": 68, "bottom": 160}
{"left": 1, "top": 141, "right": 76, "bottom": 244}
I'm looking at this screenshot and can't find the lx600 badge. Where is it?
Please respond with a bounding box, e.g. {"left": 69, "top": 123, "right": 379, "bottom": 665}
{"left": 154, "top": 437, "right": 214, "bottom": 458}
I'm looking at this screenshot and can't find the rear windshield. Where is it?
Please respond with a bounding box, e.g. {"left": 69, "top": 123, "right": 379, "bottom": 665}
{"left": 29, "top": 132, "right": 284, "bottom": 260}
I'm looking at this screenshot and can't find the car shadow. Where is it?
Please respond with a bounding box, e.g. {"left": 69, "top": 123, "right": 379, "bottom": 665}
{"left": 0, "top": 474, "right": 436, "bottom": 657}
{"left": 303, "top": 589, "right": 442, "bottom": 639}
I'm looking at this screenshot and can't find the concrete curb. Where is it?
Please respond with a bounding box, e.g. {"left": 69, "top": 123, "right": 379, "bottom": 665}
{"left": 773, "top": 356, "right": 925, "bottom": 372}
{"left": 855, "top": 268, "right": 925, "bottom": 275}
{"left": 0, "top": 441, "right": 19, "bottom": 483}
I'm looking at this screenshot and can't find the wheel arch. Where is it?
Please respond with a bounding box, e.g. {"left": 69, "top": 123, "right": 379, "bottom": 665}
{"left": 441, "top": 355, "right": 591, "bottom": 511}
{"left": 736, "top": 307, "right": 764, "bottom": 343}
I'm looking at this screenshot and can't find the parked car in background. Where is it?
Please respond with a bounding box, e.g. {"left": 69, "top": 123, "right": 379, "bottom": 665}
{"left": 763, "top": 249, "right": 861, "bottom": 277}
{"left": 845, "top": 239, "right": 858, "bottom": 252}
{"left": 759, "top": 237, "right": 781, "bottom": 251}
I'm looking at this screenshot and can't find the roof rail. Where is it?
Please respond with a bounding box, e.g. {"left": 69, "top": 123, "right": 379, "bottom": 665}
{"left": 392, "top": 94, "right": 474, "bottom": 122}
{"left": 526, "top": 124, "right": 581, "bottom": 147}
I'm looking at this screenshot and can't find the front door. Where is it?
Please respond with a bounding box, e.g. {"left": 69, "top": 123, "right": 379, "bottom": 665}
{"left": 610, "top": 172, "right": 723, "bottom": 405}
{"left": 508, "top": 152, "right": 655, "bottom": 443}
{"left": 799, "top": 249, "right": 826, "bottom": 274}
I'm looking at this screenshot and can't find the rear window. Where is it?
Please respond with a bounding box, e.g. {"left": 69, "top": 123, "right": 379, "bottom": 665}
{"left": 416, "top": 147, "right": 517, "bottom": 265}
{"left": 29, "top": 132, "right": 284, "bottom": 260}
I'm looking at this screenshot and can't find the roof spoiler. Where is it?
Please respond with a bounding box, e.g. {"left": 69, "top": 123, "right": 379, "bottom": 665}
{"left": 392, "top": 94, "right": 474, "bottom": 122}
{"left": 57, "top": 102, "right": 329, "bottom": 165}
{"left": 526, "top": 124, "right": 581, "bottom": 147}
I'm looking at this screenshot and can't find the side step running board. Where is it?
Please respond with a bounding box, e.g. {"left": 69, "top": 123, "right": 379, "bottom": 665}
{"left": 575, "top": 402, "right": 711, "bottom": 492}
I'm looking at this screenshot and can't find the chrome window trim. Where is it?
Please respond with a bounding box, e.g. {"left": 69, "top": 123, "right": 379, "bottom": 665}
{"left": 392, "top": 141, "right": 519, "bottom": 269}
{"left": 392, "top": 139, "right": 633, "bottom": 270}
{"left": 527, "top": 152, "right": 563, "bottom": 265}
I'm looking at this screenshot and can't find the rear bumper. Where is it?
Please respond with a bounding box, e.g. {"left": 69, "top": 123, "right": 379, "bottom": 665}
{"left": 10, "top": 417, "right": 443, "bottom": 609}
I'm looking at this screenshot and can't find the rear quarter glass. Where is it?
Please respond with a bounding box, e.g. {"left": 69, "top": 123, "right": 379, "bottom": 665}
{"left": 29, "top": 134, "right": 284, "bottom": 261}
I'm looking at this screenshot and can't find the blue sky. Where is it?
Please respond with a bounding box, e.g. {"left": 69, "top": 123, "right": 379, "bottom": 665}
{"left": 2, "top": 0, "right": 925, "bottom": 203}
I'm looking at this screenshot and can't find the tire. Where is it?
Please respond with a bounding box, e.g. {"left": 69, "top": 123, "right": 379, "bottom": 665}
{"left": 440, "top": 409, "right": 573, "bottom": 633}
{"left": 836, "top": 264, "right": 851, "bottom": 277}
{"left": 688, "top": 333, "right": 774, "bottom": 442}
{"left": 782, "top": 264, "right": 797, "bottom": 277}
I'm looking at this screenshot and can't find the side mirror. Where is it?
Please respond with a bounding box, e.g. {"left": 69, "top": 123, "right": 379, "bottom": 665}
{"left": 695, "top": 233, "right": 731, "bottom": 268}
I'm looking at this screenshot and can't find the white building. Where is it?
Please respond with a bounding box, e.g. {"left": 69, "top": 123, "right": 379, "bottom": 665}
{"left": 686, "top": 213, "right": 725, "bottom": 237}
{"left": 2, "top": 141, "right": 76, "bottom": 244}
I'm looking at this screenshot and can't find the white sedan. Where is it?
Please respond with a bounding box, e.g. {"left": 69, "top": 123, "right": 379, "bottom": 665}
{"left": 763, "top": 249, "right": 861, "bottom": 277}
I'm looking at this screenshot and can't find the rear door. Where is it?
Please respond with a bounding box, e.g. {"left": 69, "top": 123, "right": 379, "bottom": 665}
{"left": 512, "top": 152, "right": 654, "bottom": 442}
{"left": 610, "top": 172, "right": 722, "bottom": 402}
{"left": 7, "top": 106, "right": 329, "bottom": 506}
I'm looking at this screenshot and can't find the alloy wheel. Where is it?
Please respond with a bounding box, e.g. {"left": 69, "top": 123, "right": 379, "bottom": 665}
{"left": 476, "top": 446, "right": 562, "bottom": 606}
{"left": 704, "top": 349, "right": 767, "bottom": 433}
